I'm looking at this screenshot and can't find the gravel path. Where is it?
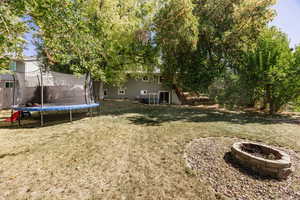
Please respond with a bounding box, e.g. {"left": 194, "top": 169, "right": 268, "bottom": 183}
{"left": 184, "top": 137, "right": 300, "bottom": 200}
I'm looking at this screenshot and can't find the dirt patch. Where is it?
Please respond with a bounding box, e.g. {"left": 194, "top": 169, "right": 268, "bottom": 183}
{"left": 184, "top": 137, "right": 300, "bottom": 200}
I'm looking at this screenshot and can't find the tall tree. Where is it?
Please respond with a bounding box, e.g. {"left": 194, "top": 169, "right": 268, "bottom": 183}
{"left": 194, "top": 0, "right": 276, "bottom": 69}
{"left": 27, "top": 0, "right": 158, "bottom": 84}
{"left": 154, "top": 0, "right": 276, "bottom": 92}
{"left": 154, "top": 0, "right": 198, "bottom": 94}
{"left": 0, "top": 1, "right": 27, "bottom": 69}
{"left": 241, "top": 27, "right": 300, "bottom": 114}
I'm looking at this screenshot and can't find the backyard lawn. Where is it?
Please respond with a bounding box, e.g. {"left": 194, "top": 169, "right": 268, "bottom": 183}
{"left": 0, "top": 100, "right": 299, "bottom": 200}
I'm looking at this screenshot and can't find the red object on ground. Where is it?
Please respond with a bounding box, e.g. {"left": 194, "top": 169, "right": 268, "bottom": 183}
{"left": 4, "top": 111, "right": 21, "bottom": 122}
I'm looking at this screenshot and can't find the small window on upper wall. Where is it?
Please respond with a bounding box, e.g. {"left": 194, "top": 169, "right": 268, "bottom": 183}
{"left": 142, "top": 76, "right": 149, "bottom": 82}
{"left": 118, "top": 89, "right": 126, "bottom": 95}
{"left": 10, "top": 62, "right": 16, "bottom": 71}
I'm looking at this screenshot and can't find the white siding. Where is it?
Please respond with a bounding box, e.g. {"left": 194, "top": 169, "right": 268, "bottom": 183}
{"left": 25, "top": 61, "right": 40, "bottom": 72}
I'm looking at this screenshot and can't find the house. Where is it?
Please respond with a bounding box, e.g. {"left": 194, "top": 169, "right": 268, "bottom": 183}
{"left": 1, "top": 58, "right": 181, "bottom": 108}
{"left": 12, "top": 56, "right": 40, "bottom": 73}
{"left": 0, "top": 56, "right": 40, "bottom": 109}
{"left": 95, "top": 72, "right": 181, "bottom": 105}
{"left": 0, "top": 74, "right": 15, "bottom": 109}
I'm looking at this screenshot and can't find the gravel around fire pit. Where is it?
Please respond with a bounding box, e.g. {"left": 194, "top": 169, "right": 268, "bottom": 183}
{"left": 184, "top": 137, "right": 300, "bottom": 200}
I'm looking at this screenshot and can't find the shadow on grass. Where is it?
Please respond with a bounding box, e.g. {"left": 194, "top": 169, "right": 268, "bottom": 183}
{"left": 223, "top": 152, "right": 280, "bottom": 181}
{"left": 1, "top": 100, "right": 298, "bottom": 128}
{"left": 99, "top": 101, "right": 300, "bottom": 126}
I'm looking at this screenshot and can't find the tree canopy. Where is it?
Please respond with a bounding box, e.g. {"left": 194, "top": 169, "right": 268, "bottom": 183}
{"left": 154, "top": 0, "right": 277, "bottom": 91}
{"left": 0, "top": 1, "right": 27, "bottom": 69}
{"left": 154, "top": 0, "right": 198, "bottom": 89}
{"left": 1, "top": 0, "right": 300, "bottom": 113}
{"left": 240, "top": 27, "right": 299, "bottom": 113}
{"left": 26, "top": 0, "right": 158, "bottom": 84}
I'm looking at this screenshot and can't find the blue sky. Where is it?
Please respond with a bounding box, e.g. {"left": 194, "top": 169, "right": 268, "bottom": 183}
{"left": 270, "top": 0, "right": 300, "bottom": 48}
{"left": 23, "top": 0, "right": 300, "bottom": 56}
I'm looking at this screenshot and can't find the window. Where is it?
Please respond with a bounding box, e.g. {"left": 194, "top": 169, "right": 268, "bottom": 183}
{"left": 103, "top": 89, "right": 108, "bottom": 96}
{"left": 142, "top": 76, "right": 149, "bottom": 82}
{"left": 158, "top": 76, "right": 164, "bottom": 84}
{"left": 118, "top": 88, "right": 126, "bottom": 95}
{"left": 140, "top": 90, "right": 148, "bottom": 95}
{"left": 10, "top": 62, "right": 16, "bottom": 71}
{"left": 5, "top": 82, "right": 14, "bottom": 88}
{"left": 159, "top": 91, "right": 170, "bottom": 104}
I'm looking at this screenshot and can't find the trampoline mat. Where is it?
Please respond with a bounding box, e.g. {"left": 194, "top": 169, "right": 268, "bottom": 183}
{"left": 12, "top": 103, "right": 99, "bottom": 112}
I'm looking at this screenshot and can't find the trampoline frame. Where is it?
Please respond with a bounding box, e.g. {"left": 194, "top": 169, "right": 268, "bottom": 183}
{"left": 11, "top": 103, "right": 100, "bottom": 126}
{"left": 11, "top": 67, "right": 99, "bottom": 126}
{"left": 12, "top": 103, "right": 99, "bottom": 112}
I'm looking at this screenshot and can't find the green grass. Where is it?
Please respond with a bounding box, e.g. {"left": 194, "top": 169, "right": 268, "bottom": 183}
{"left": 0, "top": 100, "right": 299, "bottom": 199}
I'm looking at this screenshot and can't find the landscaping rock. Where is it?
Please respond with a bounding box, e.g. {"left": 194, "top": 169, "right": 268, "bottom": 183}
{"left": 184, "top": 137, "right": 300, "bottom": 200}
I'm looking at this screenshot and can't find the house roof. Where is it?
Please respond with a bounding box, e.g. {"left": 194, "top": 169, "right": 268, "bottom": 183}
{"left": 125, "top": 67, "right": 161, "bottom": 74}
{"left": 11, "top": 56, "right": 39, "bottom": 62}
{"left": 0, "top": 74, "right": 14, "bottom": 81}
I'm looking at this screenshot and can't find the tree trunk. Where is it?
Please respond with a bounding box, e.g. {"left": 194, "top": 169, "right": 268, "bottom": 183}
{"left": 260, "top": 100, "right": 267, "bottom": 111}
{"left": 266, "top": 84, "right": 275, "bottom": 115}
{"left": 172, "top": 84, "right": 187, "bottom": 105}
{"left": 260, "top": 88, "right": 268, "bottom": 111}
{"left": 269, "top": 101, "right": 275, "bottom": 115}
{"left": 246, "top": 91, "right": 256, "bottom": 108}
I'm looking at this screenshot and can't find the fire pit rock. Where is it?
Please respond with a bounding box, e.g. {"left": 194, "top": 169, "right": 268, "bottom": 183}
{"left": 231, "top": 142, "right": 293, "bottom": 180}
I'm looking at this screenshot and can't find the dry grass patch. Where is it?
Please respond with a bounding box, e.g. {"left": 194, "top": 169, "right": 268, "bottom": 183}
{"left": 0, "top": 100, "right": 299, "bottom": 199}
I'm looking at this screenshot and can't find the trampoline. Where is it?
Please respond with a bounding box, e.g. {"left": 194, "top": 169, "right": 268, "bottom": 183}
{"left": 11, "top": 68, "right": 100, "bottom": 126}
{"left": 12, "top": 103, "right": 99, "bottom": 112}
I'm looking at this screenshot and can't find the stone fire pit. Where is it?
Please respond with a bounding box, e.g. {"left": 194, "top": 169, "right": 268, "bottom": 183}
{"left": 231, "top": 142, "right": 293, "bottom": 179}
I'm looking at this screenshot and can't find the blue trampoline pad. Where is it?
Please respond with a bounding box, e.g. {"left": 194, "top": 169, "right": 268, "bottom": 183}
{"left": 12, "top": 103, "right": 100, "bottom": 112}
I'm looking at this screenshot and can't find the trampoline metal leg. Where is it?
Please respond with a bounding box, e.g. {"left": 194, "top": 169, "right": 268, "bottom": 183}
{"left": 40, "top": 111, "right": 44, "bottom": 126}
{"left": 11, "top": 109, "right": 14, "bottom": 125}
{"left": 18, "top": 114, "right": 21, "bottom": 127}
{"left": 97, "top": 104, "right": 100, "bottom": 115}
{"left": 70, "top": 110, "right": 72, "bottom": 122}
